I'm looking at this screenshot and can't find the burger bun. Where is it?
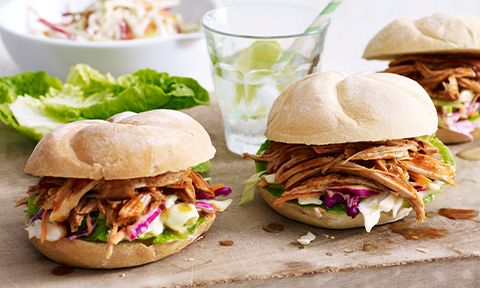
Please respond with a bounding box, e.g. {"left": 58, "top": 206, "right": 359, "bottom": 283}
{"left": 27, "top": 215, "right": 214, "bottom": 269}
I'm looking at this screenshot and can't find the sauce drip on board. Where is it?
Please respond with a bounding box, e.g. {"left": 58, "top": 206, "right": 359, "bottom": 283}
{"left": 263, "top": 223, "right": 284, "bottom": 233}
{"left": 456, "top": 147, "right": 480, "bottom": 161}
{"left": 363, "top": 244, "right": 378, "bottom": 252}
{"left": 439, "top": 208, "right": 478, "bottom": 220}
{"left": 389, "top": 220, "right": 446, "bottom": 240}
{"left": 219, "top": 240, "right": 234, "bottom": 246}
{"left": 51, "top": 265, "right": 74, "bottom": 276}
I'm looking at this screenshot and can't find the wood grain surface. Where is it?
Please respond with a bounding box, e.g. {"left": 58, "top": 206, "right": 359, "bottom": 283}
{"left": 0, "top": 96, "right": 479, "bottom": 287}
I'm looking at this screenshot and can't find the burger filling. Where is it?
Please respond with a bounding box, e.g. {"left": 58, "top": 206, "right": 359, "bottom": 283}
{"left": 385, "top": 54, "right": 480, "bottom": 139}
{"left": 16, "top": 168, "right": 231, "bottom": 259}
{"left": 242, "top": 136, "right": 455, "bottom": 232}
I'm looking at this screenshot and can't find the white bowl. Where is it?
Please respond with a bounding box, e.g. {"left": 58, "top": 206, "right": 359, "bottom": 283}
{"left": 0, "top": 0, "right": 216, "bottom": 90}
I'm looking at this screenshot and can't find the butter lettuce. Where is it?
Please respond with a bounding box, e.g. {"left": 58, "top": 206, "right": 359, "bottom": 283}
{"left": 0, "top": 64, "right": 210, "bottom": 141}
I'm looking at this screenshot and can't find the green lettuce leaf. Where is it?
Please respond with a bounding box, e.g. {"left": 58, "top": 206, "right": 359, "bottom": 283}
{"left": 24, "top": 195, "right": 41, "bottom": 217}
{"left": 81, "top": 214, "right": 109, "bottom": 242}
{"left": 427, "top": 135, "right": 455, "bottom": 168}
{"left": 0, "top": 64, "right": 210, "bottom": 142}
{"left": 192, "top": 161, "right": 212, "bottom": 174}
{"left": 79, "top": 214, "right": 207, "bottom": 244}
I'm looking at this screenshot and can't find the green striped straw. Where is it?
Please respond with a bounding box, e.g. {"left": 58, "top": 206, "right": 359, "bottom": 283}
{"left": 276, "top": 0, "right": 343, "bottom": 64}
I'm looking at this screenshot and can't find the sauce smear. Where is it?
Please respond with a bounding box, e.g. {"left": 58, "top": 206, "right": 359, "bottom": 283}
{"left": 425, "top": 211, "right": 438, "bottom": 218}
{"left": 439, "top": 208, "right": 478, "bottom": 220}
{"left": 51, "top": 265, "right": 74, "bottom": 276}
{"left": 363, "top": 244, "right": 378, "bottom": 252}
{"left": 263, "top": 223, "right": 284, "bottom": 233}
{"left": 219, "top": 240, "right": 234, "bottom": 246}
{"left": 390, "top": 221, "right": 446, "bottom": 240}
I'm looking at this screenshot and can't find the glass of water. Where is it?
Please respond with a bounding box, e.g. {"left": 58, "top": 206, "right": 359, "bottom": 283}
{"left": 202, "top": 3, "right": 330, "bottom": 155}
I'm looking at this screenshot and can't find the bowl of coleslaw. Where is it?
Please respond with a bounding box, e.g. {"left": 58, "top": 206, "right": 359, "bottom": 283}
{"left": 0, "top": 0, "right": 217, "bottom": 90}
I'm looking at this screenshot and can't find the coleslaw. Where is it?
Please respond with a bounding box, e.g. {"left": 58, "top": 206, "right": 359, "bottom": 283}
{"left": 30, "top": 0, "right": 197, "bottom": 41}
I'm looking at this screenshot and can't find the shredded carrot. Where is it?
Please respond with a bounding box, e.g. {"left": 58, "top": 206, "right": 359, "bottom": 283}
{"left": 258, "top": 181, "right": 269, "bottom": 187}
{"left": 109, "top": 229, "right": 125, "bottom": 246}
{"left": 273, "top": 192, "right": 323, "bottom": 206}
{"left": 144, "top": 22, "right": 156, "bottom": 35}
{"left": 41, "top": 210, "right": 47, "bottom": 244}
{"left": 314, "top": 206, "right": 326, "bottom": 213}
{"left": 409, "top": 171, "right": 431, "bottom": 187}
{"left": 105, "top": 225, "right": 119, "bottom": 259}
{"left": 211, "top": 184, "right": 224, "bottom": 191}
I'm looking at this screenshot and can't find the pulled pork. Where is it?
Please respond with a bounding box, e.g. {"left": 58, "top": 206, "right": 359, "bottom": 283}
{"left": 16, "top": 168, "right": 217, "bottom": 258}
{"left": 243, "top": 139, "right": 456, "bottom": 222}
{"left": 384, "top": 54, "right": 480, "bottom": 101}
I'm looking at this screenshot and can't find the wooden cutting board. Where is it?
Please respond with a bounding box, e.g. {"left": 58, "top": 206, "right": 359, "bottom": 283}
{"left": 1, "top": 96, "right": 479, "bottom": 287}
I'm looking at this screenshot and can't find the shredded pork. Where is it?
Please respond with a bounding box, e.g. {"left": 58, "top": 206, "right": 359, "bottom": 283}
{"left": 384, "top": 54, "right": 480, "bottom": 101}
{"left": 243, "top": 139, "right": 455, "bottom": 222}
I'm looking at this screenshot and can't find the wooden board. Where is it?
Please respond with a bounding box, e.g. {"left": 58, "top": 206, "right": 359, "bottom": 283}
{"left": 1, "top": 96, "right": 479, "bottom": 287}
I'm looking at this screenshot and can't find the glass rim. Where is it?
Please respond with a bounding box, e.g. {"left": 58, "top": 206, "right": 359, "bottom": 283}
{"left": 201, "top": 3, "right": 331, "bottom": 39}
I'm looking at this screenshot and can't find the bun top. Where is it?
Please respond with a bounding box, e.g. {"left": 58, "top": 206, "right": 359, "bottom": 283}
{"left": 265, "top": 71, "right": 438, "bottom": 145}
{"left": 25, "top": 110, "right": 216, "bottom": 180}
{"left": 363, "top": 13, "right": 480, "bottom": 60}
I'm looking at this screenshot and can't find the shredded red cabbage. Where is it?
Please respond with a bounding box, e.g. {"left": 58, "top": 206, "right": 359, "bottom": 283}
{"left": 195, "top": 202, "right": 216, "bottom": 214}
{"left": 39, "top": 19, "right": 72, "bottom": 39}
{"left": 195, "top": 191, "right": 210, "bottom": 199}
{"left": 196, "top": 186, "right": 232, "bottom": 200}
{"left": 415, "top": 185, "right": 427, "bottom": 191}
{"left": 63, "top": 219, "right": 98, "bottom": 241}
{"left": 119, "top": 20, "right": 128, "bottom": 40}
{"left": 214, "top": 186, "right": 232, "bottom": 197}
{"left": 445, "top": 120, "right": 476, "bottom": 140}
{"left": 30, "top": 208, "right": 44, "bottom": 225}
{"left": 324, "top": 187, "right": 380, "bottom": 219}
{"left": 125, "top": 206, "right": 161, "bottom": 241}
{"left": 326, "top": 186, "right": 380, "bottom": 198}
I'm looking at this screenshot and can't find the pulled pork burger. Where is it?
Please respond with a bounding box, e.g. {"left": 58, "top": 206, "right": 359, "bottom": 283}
{"left": 242, "top": 71, "right": 456, "bottom": 232}
{"left": 15, "top": 109, "right": 231, "bottom": 269}
{"left": 363, "top": 13, "right": 480, "bottom": 143}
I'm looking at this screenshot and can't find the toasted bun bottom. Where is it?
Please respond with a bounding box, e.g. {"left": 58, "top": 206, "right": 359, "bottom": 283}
{"left": 26, "top": 215, "right": 214, "bottom": 269}
{"left": 436, "top": 127, "right": 480, "bottom": 144}
{"left": 258, "top": 187, "right": 410, "bottom": 229}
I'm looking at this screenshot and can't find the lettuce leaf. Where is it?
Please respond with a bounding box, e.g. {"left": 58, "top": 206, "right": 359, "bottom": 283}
{"left": 0, "top": 64, "right": 210, "bottom": 142}
{"left": 192, "top": 161, "right": 212, "bottom": 174}
{"left": 79, "top": 214, "right": 207, "bottom": 244}
{"left": 425, "top": 135, "right": 455, "bottom": 168}
{"left": 24, "top": 195, "right": 41, "bottom": 217}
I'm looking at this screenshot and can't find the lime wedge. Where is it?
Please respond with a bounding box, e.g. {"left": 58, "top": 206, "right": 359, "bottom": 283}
{"left": 234, "top": 41, "right": 283, "bottom": 73}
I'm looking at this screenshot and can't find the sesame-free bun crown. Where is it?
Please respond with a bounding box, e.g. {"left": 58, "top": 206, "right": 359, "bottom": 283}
{"left": 363, "top": 13, "right": 480, "bottom": 60}
{"left": 25, "top": 110, "right": 216, "bottom": 180}
{"left": 265, "top": 71, "right": 438, "bottom": 145}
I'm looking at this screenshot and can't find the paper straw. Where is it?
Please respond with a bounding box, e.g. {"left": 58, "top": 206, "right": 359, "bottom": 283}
{"left": 276, "top": 0, "right": 343, "bottom": 63}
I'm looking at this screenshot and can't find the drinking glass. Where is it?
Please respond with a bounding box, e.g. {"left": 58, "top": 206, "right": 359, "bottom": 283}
{"left": 202, "top": 3, "right": 330, "bottom": 155}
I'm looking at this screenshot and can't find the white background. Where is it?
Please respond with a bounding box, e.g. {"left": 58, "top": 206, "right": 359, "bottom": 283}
{"left": 1, "top": 0, "right": 480, "bottom": 87}
{"left": 217, "top": 0, "right": 480, "bottom": 76}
